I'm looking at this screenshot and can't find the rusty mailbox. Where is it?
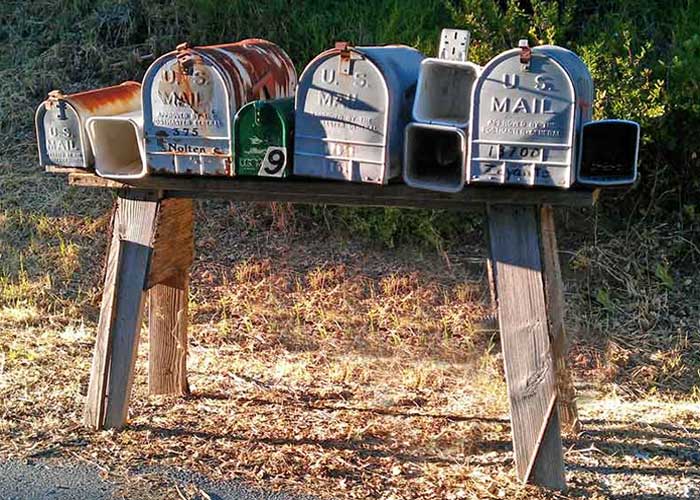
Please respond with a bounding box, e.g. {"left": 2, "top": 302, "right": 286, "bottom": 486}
{"left": 294, "top": 43, "right": 424, "bottom": 184}
{"left": 141, "top": 39, "right": 297, "bottom": 177}
{"left": 468, "top": 41, "right": 594, "bottom": 188}
{"left": 577, "top": 119, "right": 640, "bottom": 186}
{"left": 234, "top": 97, "right": 294, "bottom": 177}
{"left": 35, "top": 82, "right": 141, "bottom": 169}
{"left": 405, "top": 29, "right": 480, "bottom": 193}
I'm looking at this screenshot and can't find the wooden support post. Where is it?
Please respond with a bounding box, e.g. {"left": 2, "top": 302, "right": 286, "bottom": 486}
{"left": 146, "top": 198, "right": 195, "bottom": 396}
{"left": 487, "top": 204, "right": 566, "bottom": 490}
{"left": 539, "top": 206, "right": 580, "bottom": 433}
{"left": 84, "top": 191, "right": 161, "bottom": 430}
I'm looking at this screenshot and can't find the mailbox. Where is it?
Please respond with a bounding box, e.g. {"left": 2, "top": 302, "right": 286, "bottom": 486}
{"left": 468, "top": 41, "right": 594, "bottom": 188}
{"left": 404, "top": 123, "right": 467, "bottom": 192}
{"left": 86, "top": 112, "right": 147, "bottom": 179}
{"left": 141, "top": 39, "right": 297, "bottom": 177}
{"left": 234, "top": 97, "right": 294, "bottom": 177}
{"left": 35, "top": 82, "right": 141, "bottom": 169}
{"left": 405, "top": 29, "right": 479, "bottom": 192}
{"left": 577, "top": 119, "right": 640, "bottom": 186}
{"left": 294, "top": 42, "right": 424, "bottom": 184}
{"left": 412, "top": 29, "right": 480, "bottom": 128}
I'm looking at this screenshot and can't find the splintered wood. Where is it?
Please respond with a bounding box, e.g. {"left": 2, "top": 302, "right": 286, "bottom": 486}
{"left": 487, "top": 205, "right": 566, "bottom": 490}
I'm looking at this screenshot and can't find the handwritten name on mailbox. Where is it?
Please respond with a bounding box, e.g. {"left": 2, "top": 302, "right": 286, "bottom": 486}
{"left": 468, "top": 44, "right": 593, "bottom": 188}
{"left": 142, "top": 39, "right": 297, "bottom": 176}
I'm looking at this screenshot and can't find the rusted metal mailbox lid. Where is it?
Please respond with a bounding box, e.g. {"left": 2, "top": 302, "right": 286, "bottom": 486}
{"left": 142, "top": 39, "right": 297, "bottom": 176}
{"left": 294, "top": 44, "right": 424, "bottom": 184}
{"left": 35, "top": 82, "right": 141, "bottom": 168}
{"left": 468, "top": 43, "right": 593, "bottom": 188}
{"left": 234, "top": 97, "right": 294, "bottom": 177}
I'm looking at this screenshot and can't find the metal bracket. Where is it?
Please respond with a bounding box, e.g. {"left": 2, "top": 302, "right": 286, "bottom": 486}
{"left": 439, "top": 29, "right": 470, "bottom": 62}
{"left": 336, "top": 41, "right": 353, "bottom": 75}
{"left": 519, "top": 39, "right": 532, "bottom": 71}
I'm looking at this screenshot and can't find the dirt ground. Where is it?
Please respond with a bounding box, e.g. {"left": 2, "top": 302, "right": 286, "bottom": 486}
{"left": 1, "top": 212, "right": 699, "bottom": 499}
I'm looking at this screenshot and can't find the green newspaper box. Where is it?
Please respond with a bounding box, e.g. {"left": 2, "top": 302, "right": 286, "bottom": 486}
{"left": 234, "top": 97, "right": 294, "bottom": 177}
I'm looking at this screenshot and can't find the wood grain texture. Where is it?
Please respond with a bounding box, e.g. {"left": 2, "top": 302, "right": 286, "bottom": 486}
{"left": 67, "top": 172, "right": 599, "bottom": 209}
{"left": 487, "top": 204, "right": 565, "bottom": 490}
{"left": 148, "top": 281, "right": 190, "bottom": 395}
{"left": 539, "top": 206, "right": 580, "bottom": 433}
{"left": 84, "top": 193, "right": 160, "bottom": 430}
{"left": 146, "top": 198, "right": 193, "bottom": 396}
{"left": 147, "top": 199, "right": 194, "bottom": 290}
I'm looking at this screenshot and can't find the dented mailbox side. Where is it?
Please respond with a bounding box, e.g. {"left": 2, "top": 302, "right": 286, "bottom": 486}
{"left": 468, "top": 46, "right": 593, "bottom": 188}
{"left": 294, "top": 45, "right": 423, "bottom": 184}
{"left": 234, "top": 97, "right": 294, "bottom": 177}
{"left": 142, "top": 39, "right": 297, "bottom": 176}
{"left": 35, "top": 82, "right": 141, "bottom": 168}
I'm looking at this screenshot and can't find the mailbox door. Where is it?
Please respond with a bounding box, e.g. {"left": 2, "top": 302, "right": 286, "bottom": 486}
{"left": 143, "top": 51, "right": 234, "bottom": 176}
{"left": 294, "top": 49, "right": 390, "bottom": 184}
{"left": 36, "top": 100, "right": 88, "bottom": 168}
{"left": 469, "top": 48, "right": 577, "bottom": 188}
{"left": 235, "top": 98, "right": 293, "bottom": 177}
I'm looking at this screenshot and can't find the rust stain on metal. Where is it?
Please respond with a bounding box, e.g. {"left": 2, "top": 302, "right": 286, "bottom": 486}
{"left": 67, "top": 82, "right": 141, "bottom": 113}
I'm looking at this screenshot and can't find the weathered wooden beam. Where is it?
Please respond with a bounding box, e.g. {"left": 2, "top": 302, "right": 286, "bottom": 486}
{"left": 539, "top": 206, "right": 580, "bottom": 433}
{"left": 66, "top": 172, "right": 599, "bottom": 209}
{"left": 84, "top": 191, "right": 161, "bottom": 430}
{"left": 487, "top": 204, "right": 566, "bottom": 490}
{"left": 146, "top": 198, "right": 194, "bottom": 396}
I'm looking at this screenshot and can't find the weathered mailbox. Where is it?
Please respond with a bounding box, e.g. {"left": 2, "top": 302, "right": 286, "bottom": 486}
{"left": 577, "top": 119, "right": 640, "bottom": 186}
{"left": 35, "top": 82, "right": 141, "bottom": 169}
{"left": 234, "top": 97, "right": 294, "bottom": 177}
{"left": 405, "top": 29, "right": 480, "bottom": 193}
{"left": 294, "top": 42, "right": 424, "bottom": 184}
{"left": 468, "top": 41, "right": 594, "bottom": 188}
{"left": 141, "top": 39, "right": 297, "bottom": 177}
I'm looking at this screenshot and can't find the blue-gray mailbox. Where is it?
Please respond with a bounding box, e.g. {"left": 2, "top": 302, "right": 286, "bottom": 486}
{"left": 294, "top": 42, "right": 424, "bottom": 184}
{"left": 577, "top": 119, "right": 640, "bottom": 186}
{"left": 468, "top": 42, "right": 594, "bottom": 188}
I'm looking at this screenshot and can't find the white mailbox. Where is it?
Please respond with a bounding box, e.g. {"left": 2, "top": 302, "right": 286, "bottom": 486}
{"left": 404, "top": 29, "right": 480, "bottom": 193}
{"left": 468, "top": 41, "right": 594, "bottom": 188}
{"left": 294, "top": 42, "right": 424, "bottom": 184}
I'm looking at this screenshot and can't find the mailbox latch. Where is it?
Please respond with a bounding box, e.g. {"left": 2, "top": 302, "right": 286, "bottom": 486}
{"left": 519, "top": 39, "right": 532, "bottom": 70}
{"left": 439, "top": 29, "right": 470, "bottom": 62}
{"left": 336, "top": 41, "right": 353, "bottom": 75}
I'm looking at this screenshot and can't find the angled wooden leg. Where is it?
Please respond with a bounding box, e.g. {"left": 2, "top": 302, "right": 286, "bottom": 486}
{"left": 487, "top": 204, "right": 566, "bottom": 490}
{"left": 84, "top": 190, "right": 161, "bottom": 430}
{"left": 146, "top": 198, "right": 194, "bottom": 396}
{"left": 539, "top": 206, "right": 579, "bottom": 433}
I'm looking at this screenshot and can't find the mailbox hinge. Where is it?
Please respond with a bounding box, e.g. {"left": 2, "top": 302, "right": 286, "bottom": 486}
{"left": 519, "top": 39, "right": 532, "bottom": 71}
{"left": 439, "top": 29, "right": 470, "bottom": 62}
{"left": 336, "top": 41, "right": 353, "bottom": 76}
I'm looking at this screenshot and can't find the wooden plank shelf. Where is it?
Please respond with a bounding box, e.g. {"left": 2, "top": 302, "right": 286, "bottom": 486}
{"left": 62, "top": 171, "right": 599, "bottom": 210}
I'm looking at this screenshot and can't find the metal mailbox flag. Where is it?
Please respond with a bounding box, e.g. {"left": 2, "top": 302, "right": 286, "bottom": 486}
{"left": 294, "top": 42, "right": 424, "bottom": 184}
{"left": 577, "top": 119, "right": 640, "bottom": 186}
{"left": 35, "top": 82, "right": 141, "bottom": 169}
{"left": 468, "top": 41, "right": 594, "bottom": 188}
{"left": 142, "top": 39, "right": 297, "bottom": 177}
{"left": 234, "top": 97, "right": 294, "bottom": 177}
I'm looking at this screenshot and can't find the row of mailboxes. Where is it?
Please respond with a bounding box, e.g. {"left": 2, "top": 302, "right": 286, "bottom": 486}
{"left": 37, "top": 34, "right": 640, "bottom": 188}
